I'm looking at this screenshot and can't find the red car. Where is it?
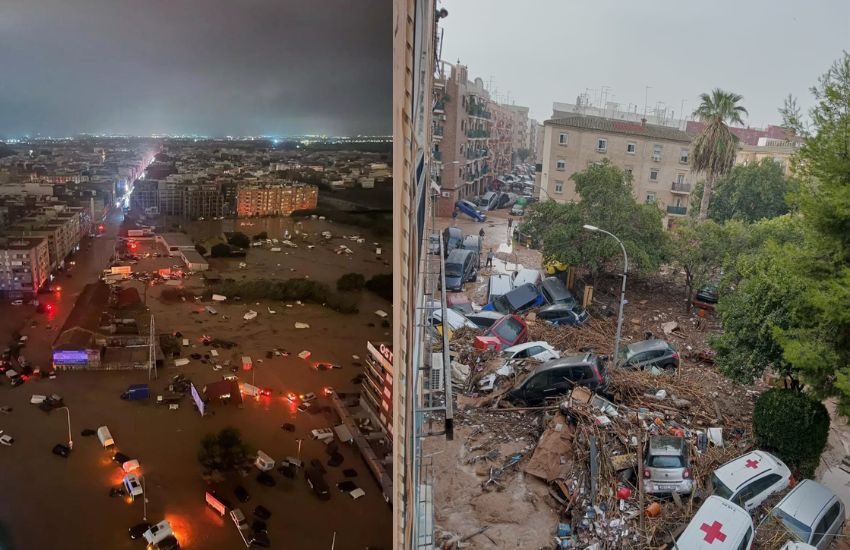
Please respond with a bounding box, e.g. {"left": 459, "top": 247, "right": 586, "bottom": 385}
{"left": 485, "top": 314, "right": 528, "bottom": 347}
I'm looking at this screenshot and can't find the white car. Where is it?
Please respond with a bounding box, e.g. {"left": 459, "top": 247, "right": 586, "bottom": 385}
{"left": 426, "top": 300, "right": 478, "bottom": 331}
{"left": 123, "top": 473, "right": 143, "bottom": 497}
{"left": 711, "top": 450, "right": 791, "bottom": 512}
{"left": 503, "top": 341, "right": 560, "bottom": 363}
{"left": 300, "top": 392, "right": 317, "bottom": 402}
{"left": 0, "top": 433, "right": 14, "bottom": 446}
{"left": 678, "top": 495, "right": 754, "bottom": 549}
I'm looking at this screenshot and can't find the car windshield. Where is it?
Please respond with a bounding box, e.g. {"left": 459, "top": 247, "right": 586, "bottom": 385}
{"left": 492, "top": 318, "right": 523, "bottom": 342}
{"left": 445, "top": 265, "right": 462, "bottom": 277}
{"left": 492, "top": 295, "right": 512, "bottom": 314}
{"left": 773, "top": 508, "right": 812, "bottom": 542}
{"left": 649, "top": 455, "right": 684, "bottom": 468}
{"left": 711, "top": 474, "right": 734, "bottom": 500}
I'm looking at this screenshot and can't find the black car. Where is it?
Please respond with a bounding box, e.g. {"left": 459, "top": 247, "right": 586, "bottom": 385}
{"left": 257, "top": 472, "right": 276, "bottom": 487}
{"left": 113, "top": 452, "right": 132, "bottom": 464}
{"left": 247, "top": 532, "right": 270, "bottom": 548}
{"left": 694, "top": 283, "right": 719, "bottom": 305}
{"left": 506, "top": 354, "right": 608, "bottom": 406}
{"left": 234, "top": 485, "right": 251, "bottom": 503}
{"left": 155, "top": 535, "right": 181, "bottom": 550}
{"left": 252, "top": 519, "right": 268, "bottom": 533}
{"left": 305, "top": 467, "right": 331, "bottom": 500}
{"left": 52, "top": 443, "right": 71, "bottom": 458}
{"left": 253, "top": 505, "right": 272, "bottom": 520}
{"left": 128, "top": 522, "right": 152, "bottom": 540}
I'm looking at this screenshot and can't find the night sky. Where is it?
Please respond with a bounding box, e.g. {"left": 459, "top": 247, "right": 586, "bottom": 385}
{"left": 0, "top": 0, "right": 390, "bottom": 137}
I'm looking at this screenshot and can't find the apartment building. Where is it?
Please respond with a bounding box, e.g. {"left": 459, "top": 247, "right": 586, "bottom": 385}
{"left": 503, "top": 104, "right": 531, "bottom": 157}
{"left": 433, "top": 64, "right": 495, "bottom": 216}
{"left": 540, "top": 114, "right": 694, "bottom": 225}
{"left": 489, "top": 101, "right": 515, "bottom": 178}
{"left": 9, "top": 210, "right": 81, "bottom": 270}
{"left": 235, "top": 182, "right": 318, "bottom": 217}
{"left": 0, "top": 236, "right": 50, "bottom": 300}
{"left": 361, "top": 341, "right": 394, "bottom": 438}
{"left": 736, "top": 138, "right": 801, "bottom": 176}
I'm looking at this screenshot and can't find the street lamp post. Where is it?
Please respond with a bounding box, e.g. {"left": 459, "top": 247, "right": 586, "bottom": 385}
{"left": 582, "top": 225, "right": 629, "bottom": 366}
{"left": 57, "top": 406, "right": 72, "bottom": 450}
{"left": 142, "top": 475, "right": 147, "bottom": 521}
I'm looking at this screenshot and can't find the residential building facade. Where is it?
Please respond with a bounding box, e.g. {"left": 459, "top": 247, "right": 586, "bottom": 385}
{"left": 735, "top": 138, "right": 801, "bottom": 176}
{"left": 0, "top": 236, "right": 50, "bottom": 299}
{"left": 503, "top": 104, "right": 530, "bottom": 159}
{"left": 235, "top": 182, "right": 318, "bottom": 217}
{"left": 540, "top": 115, "right": 694, "bottom": 225}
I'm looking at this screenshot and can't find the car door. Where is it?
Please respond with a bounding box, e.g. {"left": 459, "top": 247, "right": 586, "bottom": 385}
{"left": 740, "top": 474, "right": 782, "bottom": 510}
{"left": 811, "top": 500, "right": 843, "bottom": 549}
{"left": 523, "top": 372, "right": 553, "bottom": 402}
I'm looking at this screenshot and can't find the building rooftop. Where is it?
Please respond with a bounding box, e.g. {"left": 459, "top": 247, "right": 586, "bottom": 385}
{"left": 0, "top": 236, "right": 48, "bottom": 250}
{"left": 545, "top": 114, "right": 693, "bottom": 143}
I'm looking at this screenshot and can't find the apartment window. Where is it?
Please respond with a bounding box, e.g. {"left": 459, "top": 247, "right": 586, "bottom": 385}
{"left": 596, "top": 138, "right": 608, "bottom": 153}
{"left": 558, "top": 133, "right": 569, "bottom": 146}
{"left": 646, "top": 192, "right": 656, "bottom": 204}
{"left": 650, "top": 169, "right": 659, "bottom": 181}
{"left": 556, "top": 159, "right": 566, "bottom": 171}
{"left": 626, "top": 142, "right": 637, "bottom": 154}
{"left": 679, "top": 148, "right": 689, "bottom": 164}
{"left": 554, "top": 181, "right": 564, "bottom": 194}
{"left": 676, "top": 174, "right": 685, "bottom": 184}
{"left": 652, "top": 144, "right": 663, "bottom": 161}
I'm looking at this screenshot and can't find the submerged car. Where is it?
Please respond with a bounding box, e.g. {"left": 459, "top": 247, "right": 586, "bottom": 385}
{"left": 644, "top": 436, "right": 693, "bottom": 495}
{"left": 763, "top": 479, "right": 845, "bottom": 550}
{"left": 485, "top": 283, "right": 542, "bottom": 315}
{"left": 505, "top": 353, "right": 608, "bottom": 406}
{"left": 537, "top": 303, "right": 589, "bottom": 326}
{"left": 617, "top": 339, "right": 680, "bottom": 371}
{"left": 484, "top": 314, "right": 528, "bottom": 348}
{"left": 711, "top": 450, "right": 791, "bottom": 512}
{"left": 503, "top": 341, "right": 560, "bottom": 363}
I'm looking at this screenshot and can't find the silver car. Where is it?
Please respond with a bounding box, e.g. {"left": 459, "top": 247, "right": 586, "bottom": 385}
{"left": 644, "top": 436, "right": 693, "bottom": 495}
{"left": 763, "top": 479, "right": 845, "bottom": 549}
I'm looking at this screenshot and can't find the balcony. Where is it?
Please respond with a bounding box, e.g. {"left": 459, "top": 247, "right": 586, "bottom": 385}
{"left": 466, "top": 103, "right": 491, "bottom": 120}
{"left": 667, "top": 205, "right": 688, "bottom": 216}
{"left": 433, "top": 150, "right": 442, "bottom": 162}
{"left": 671, "top": 182, "right": 691, "bottom": 194}
{"left": 466, "top": 129, "right": 490, "bottom": 139}
{"left": 433, "top": 101, "right": 445, "bottom": 114}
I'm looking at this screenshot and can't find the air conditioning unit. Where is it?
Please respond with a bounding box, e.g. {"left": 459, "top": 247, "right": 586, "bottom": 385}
{"left": 441, "top": 191, "right": 452, "bottom": 198}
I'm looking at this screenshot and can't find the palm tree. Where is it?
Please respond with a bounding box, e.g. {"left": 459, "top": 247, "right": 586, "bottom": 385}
{"left": 691, "top": 89, "right": 748, "bottom": 220}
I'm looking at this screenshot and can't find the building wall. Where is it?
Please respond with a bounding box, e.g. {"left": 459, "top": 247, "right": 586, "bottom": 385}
{"left": 735, "top": 144, "right": 799, "bottom": 176}
{"left": 540, "top": 121, "right": 693, "bottom": 222}
{"left": 235, "top": 183, "right": 318, "bottom": 217}
{"left": 0, "top": 237, "right": 50, "bottom": 299}
{"left": 504, "top": 104, "right": 530, "bottom": 158}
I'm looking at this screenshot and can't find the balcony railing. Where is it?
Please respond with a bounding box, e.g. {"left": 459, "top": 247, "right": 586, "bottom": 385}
{"left": 671, "top": 182, "right": 691, "bottom": 193}
{"left": 433, "top": 101, "right": 445, "bottom": 113}
{"left": 433, "top": 150, "right": 442, "bottom": 161}
{"left": 667, "top": 205, "right": 688, "bottom": 216}
{"left": 466, "top": 129, "right": 490, "bottom": 139}
{"left": 466, "top": 104, "right": 491, "bottom": 119}
{"left": 433, "top": 126, "right": 444, "bottom": 137}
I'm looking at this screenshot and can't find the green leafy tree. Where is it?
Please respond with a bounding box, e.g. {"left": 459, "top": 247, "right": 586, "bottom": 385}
{"left": 689, "top": 159, "right": 799, "bottom": 223}
{"left": 227, "top": 232, "right": 250, "bottom": 248}
{"left": 691, "top": 89, "right": 748, "bottom": 221}
{"left": 774, "top": 52, "right": 850, "bottom": 414}
{"left": 365, "top": 273, "right": 392, "bottom": 302}
{"left": 668, "top": 219, "right": 730, "bottom": 312}
{"left": 753, "top": 389, "right": 829, "bottom": 476}
{"left": 210, "top": 243, "right": 231, "bottom": 258}
{"left": 198, "top": 427, "right": 251, "bottom": 472}
{"left": 520, "top": 161, "right": 668, "bottom": 280}
{"left": 778, "top": 93, "right": 809, "bottom": 138}
{"left": 336, "top": 272, "right": 366, "bottom": 292}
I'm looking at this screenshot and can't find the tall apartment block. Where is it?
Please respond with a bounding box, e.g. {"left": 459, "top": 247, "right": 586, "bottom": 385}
{"left": 235, "top": 182, "right": 318, "bottom": 217}
{"left": 0, "top": 236, "right": 50, "bottom": 299}
{"left": 539, "top": 114, "right": 694, "bottom": 227}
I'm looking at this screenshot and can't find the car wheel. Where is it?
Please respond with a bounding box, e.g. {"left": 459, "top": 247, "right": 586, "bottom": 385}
{"left": 662, "top": 362, "right": 676, "bottom": 370}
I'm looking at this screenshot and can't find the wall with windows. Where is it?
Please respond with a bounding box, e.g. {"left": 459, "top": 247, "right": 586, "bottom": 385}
{"left": 540, "top": 121, "right": 694, "bottom": 222}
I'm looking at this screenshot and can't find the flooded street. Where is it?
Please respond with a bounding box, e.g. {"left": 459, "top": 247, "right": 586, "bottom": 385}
{"left": 0, "top": 214, "right": 392, "bottom": 549}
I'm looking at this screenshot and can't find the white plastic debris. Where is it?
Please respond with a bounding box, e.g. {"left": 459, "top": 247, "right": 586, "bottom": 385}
{"left": 295, "top": 322, "right": 310, "bottom": 329}
{"left": 374, "top": 310, "right": 388, "bottom": 318}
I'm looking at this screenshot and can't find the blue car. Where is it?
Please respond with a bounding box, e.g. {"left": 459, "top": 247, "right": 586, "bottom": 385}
{"left": 483, "top": 283, "right": 543, "bottom": 314}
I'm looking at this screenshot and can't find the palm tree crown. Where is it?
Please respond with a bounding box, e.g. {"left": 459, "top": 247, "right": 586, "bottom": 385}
{"left": 691, "top": 89, "right": 748, "bottom": 220}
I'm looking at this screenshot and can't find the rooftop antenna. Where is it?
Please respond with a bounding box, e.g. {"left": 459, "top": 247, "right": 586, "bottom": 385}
{"left": 644, "top": 86, "right": 652, "bottom": 117}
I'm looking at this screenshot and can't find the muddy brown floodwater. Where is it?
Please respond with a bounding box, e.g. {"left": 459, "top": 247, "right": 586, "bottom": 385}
{"left": 0, "top": 216, "right": 393, "bottom": 550}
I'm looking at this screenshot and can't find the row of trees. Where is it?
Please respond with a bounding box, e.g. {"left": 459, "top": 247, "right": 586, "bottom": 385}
{"left": 521, "top": 52, "right": 850, "bottom": 414}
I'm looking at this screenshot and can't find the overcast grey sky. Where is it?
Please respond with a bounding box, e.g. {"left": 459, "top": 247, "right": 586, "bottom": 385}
{"left": 0, "top": 0, "right": 389, "bottom": 137}
{"left": 440, "top": 0, "right": 850, "bottom": 128}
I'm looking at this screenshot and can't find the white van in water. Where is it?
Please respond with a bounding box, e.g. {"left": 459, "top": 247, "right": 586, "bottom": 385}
{"left": 254, "top": 450, "right": 274, "bottom": 471}
{"left": 97, "top": 426, "right": 115, "bottom": 448}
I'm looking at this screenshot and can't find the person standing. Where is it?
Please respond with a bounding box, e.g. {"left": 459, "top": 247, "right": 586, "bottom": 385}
{"left": 479, "top": 227, "right": 485, "bottom": 238}
{"left": 486, "top": 248, "right": 494, "bottom": 267}
{"left": 507, "top": 217, "right": 513, "bottom": 229}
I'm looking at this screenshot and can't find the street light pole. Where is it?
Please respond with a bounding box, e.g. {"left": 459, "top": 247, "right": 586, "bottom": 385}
{"left": 142, "top": 475, "right": 147, "bottom": 521}
{"left": 582, "top": 225, "right": 629, "bottom": 366}
{"left": 58, "top": 406, "right": 72, "bottom": 450}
